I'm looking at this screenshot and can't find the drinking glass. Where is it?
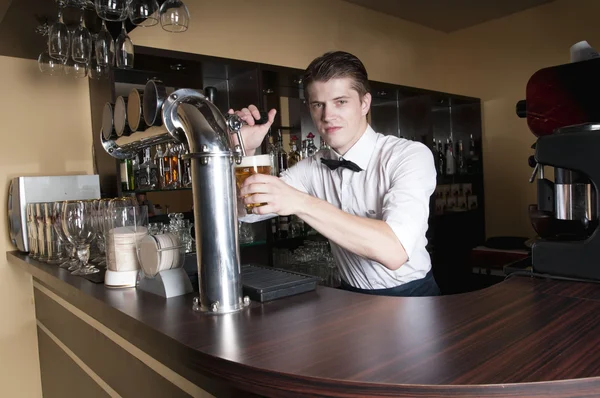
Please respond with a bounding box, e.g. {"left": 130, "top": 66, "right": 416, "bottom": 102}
{"left": 48, "top": 8, "right": 70, "bottom": 61}
{"left": 159, "top": 0, "right": 189, "bottom": 33}
{"left": 235, "top": 154, "right": 272, "bottom": 214}
{"left": 26, "top": 204, "right": 39, "bottom": 260}
{"left": 35, "top": 203, "right": 49, "bottom": 262}
{"left": 71, "top": 13, "right": 92, "bottom": 63}
{"left": 129, "top": 0, "right": 159, "bottom": 27}
{"left": 94, "top": 0, "right": 128, "bottom": 21}
{"left": 43, "top": 202, "right": 67, "bottom": 265}
{"left": 115, "top": 21, "right": 134, "bottom": 69}
{"left": 38, "top": 51, "right": 64, "bottom": 75}
{"left": 88, "top": 52, "right": 105, "bottom": 80}
{"left": 94, "top": 20, "right": 114, "bottom": 67}
{"left": 61, "top": 200, "right": 99, "bottom": 276}
{"left": 63, "top": 55, "right": 88, "bottom": 78}
{"left": 53, "top": 201, "right": 80, "bottom": 270}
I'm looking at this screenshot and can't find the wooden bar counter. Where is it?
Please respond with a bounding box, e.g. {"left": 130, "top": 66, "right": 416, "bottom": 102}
{"left": 8, "top": 251, "right": 600, "bottom": 397}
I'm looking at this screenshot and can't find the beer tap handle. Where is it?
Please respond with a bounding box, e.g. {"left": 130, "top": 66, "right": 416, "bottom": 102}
{"left": 226, "top": 114, "right": 246, "bottom": 158}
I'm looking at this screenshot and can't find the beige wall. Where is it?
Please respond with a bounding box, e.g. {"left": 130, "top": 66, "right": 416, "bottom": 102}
{"left": 129, "top": 0, "right": 449, "bottom": 92}
{"left": 0, "top": 56, "right": 94, "bottom": 397}
{"left": 446, "top": 0, "right": 600, "bottom": 238}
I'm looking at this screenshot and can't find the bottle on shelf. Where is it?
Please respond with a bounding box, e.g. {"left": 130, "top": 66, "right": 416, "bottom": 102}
{"left": 306, "top": 132, "right": 318, "bottom": 157}
{"left": 132, "top": 151, "right": 142, "bottom": 189}
{"left": 267, "top": 133, "right": 279, "bottom": 177}
{"left": 467, "top": 134, "right": 481, "bottom": 174}
{"left": 445, "top": 138, "right": 455, "bottom": 175}
{"left": 319, "top": 136, "right": 329, "bottom": 150}
{"left": 120, "top": 158, "right": 134, "bottom": 192}
{"left": 457, "top": 140, "right": 466, "bottom": 174}
{"left": 162, "top": 143, "right": 172, "bottom": 188}
{"left": 276, "top": 129, "right": 288, "bottom": 177}
{"left": 287, "top": 135, "right": 301, "bottom": 168}
{"left": 437, "top": 140, "right": 445, "bottom": 176}
{"left": 300, "top": 139, "right": 307, "bottom": 160}
{"left": 154, "top": 144, "right": 166, "bottom": 189}
{"left": 432, "top": 138, "right": 439, "bottom": 171}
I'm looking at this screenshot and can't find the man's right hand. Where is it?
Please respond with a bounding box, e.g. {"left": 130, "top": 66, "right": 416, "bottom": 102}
{"left": 228, "top": 105, "right": 277, "bottom": 156}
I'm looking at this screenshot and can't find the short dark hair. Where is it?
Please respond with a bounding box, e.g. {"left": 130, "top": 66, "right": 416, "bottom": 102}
{"left": 303, "top": 51, "right": 370, "bottom": 101}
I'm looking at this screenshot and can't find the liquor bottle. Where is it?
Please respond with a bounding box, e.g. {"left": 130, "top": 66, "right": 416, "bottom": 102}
{"left": 267, "top": 134, "right": 279, "bottom": 176}
{"left": 300, "top": 139, "right": 307, "bottom": 160}
{"left": 306, "top": 133, "right": 318, "bottom": 157}
{"left": 432, "top": 138, "right": 439, "bottom": 171}
{"left": 132, "top": 152, "right": 142, "bottom": 189}
{"left": 276, "top": 129, "right": 288, "bottom": 177}
{"left": 154, "top": 144, "right": 166, "bottom": 189}
{"left": 163, "top": 143, "right": 172, "bottom": 188}
{"left": 319, "top": 136, "right": 329, "bottom": 150}
{"left": 467, "top": 134, "right": 480, "bottom": 174}
{"left": 457, "top": 140, "right": 466, "bottom": 174}
{"left": 120, "top": 158, "right": 134, "bottom": 191}
{"left": 170, "top": 144, "right": 180, "bottom": 188}
{"left": 445, "top": 138, "right": 455, "bottom": 175}
{"left": 437, "top": 141, "right": 445, "bottom": 176}
{"left": 287, "top": 135, "right": 301, "bottom": 168}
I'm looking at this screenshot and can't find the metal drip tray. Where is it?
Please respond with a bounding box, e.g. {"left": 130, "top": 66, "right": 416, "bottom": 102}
{"left": 241, "top": 264, "right": 319, "bottom": 302}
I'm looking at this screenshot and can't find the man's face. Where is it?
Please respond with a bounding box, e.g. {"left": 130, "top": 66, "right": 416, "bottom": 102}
{"left": 306, "top": 77, "right": 371, "bottom": 155}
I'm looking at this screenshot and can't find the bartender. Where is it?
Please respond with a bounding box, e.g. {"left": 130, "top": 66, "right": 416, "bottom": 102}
{"left": 234, "top": 51, "right": 439, "bottom": 297}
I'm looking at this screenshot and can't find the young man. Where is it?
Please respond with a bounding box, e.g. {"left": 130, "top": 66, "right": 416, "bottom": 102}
{"left": 232, "top": 51, "right": 439, "bottom": 297}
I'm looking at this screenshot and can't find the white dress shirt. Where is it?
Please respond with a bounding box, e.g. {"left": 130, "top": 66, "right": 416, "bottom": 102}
{"left": 280, "top": 125, "right": 437, "bottom": 290}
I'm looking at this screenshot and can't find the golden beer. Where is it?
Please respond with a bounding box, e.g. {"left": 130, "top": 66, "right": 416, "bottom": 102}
{"left": 235, "top": 154, "right": 272, "bottom": 213}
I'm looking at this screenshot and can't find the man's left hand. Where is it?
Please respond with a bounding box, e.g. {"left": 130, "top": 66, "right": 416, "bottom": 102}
{"left": 239, "top": 174, "right": 307, "bottom": 216}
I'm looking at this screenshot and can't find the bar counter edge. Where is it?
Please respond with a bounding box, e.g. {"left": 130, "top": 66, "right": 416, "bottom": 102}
{"left": 8, "top": 250, "right": 600, "bottom": 398}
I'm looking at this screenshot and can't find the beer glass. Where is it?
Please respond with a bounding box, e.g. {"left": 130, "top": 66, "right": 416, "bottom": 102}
{"left": 235, "top": 154, "right": 272, "bottom": 214}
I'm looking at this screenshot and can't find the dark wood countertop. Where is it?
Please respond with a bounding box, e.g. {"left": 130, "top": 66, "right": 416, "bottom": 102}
{"left": 9, "top": 250, "right": 600, "bottom": 397}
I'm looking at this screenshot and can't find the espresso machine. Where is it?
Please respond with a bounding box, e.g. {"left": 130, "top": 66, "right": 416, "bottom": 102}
{"left": 518, "top": 57, "right": 600, "bottom": 280}
{"left": 102, "top": 80, "right": 250, "bottom": 314}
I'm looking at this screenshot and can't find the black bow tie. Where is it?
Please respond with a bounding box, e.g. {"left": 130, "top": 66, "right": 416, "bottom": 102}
{"left": 321, "top": 158, "right": 363, "bottom": 172}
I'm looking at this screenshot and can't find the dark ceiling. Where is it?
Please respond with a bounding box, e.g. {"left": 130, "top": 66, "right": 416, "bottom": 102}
{"left": 0, "top": 0, "right": 163, "bottom": 60}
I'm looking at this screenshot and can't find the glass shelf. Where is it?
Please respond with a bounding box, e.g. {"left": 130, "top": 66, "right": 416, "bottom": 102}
{"left": 123, "top": 187, "right": 192, "bottom": 194}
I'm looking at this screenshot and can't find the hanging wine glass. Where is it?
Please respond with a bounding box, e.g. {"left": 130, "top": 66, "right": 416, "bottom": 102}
{"left": 115, "top": 21, "right": 134, "bottom": 69}
{"left": 88, "top": 52, "right": 104, "bottom": 80}
{"left": 129, "top": 0, "right": 159, "bottom": 27}
{"left": 48, "top": 7, "right": 70, "bottom": 61}
{"left": 63, "top": 55, "right": 88, "bottom": 78}
{"left": 94, "top": 0, "right": 128, "bottom": 21}
{"left": 159, "top": 0, "right": 189, "bottom": 33}
{"left": 38, "top": 51, "right": 63, "bottom": 75}
{"left": 71, "top": 12, "right": 92, "bottom": 64}
{"left": 95, "top": 20, "right": 114, "bottom": 67}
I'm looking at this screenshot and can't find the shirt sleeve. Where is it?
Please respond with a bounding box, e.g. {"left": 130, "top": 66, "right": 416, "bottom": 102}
{"left": 382, "top": 142, "right": 437, "bottom": 260}
{"left": 279, "top": 159, "right": 312, "bottom": 194}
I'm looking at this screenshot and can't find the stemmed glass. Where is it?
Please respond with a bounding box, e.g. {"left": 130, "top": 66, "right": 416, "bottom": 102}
{"left": 90, "top": 199, "right": 109, "bottom": 267}
{"left": 63, "top": 54, "right": 88, "bottom": 78}
{"left": 26, "top": 204, "right": 39, "bottom": 260}
{"left": 38, "top": 51, "right": 64, "bottom": 75}
{"left": 159, "top": 0, "right": 190, "bottom": 33}
{"left": 53, "top": 201, "right": 80, "bottom": 270}
{"left": 95, "top": 20, "right": 114, "bottom": 67}
{"left": 115, "top": 21, "right": 134, "bottom": 69}
{"left": 48, "top": 7, "right": 70, "bottom": 61}
{"left": 71, "top": 12, "right": 92, "bottom": 64}
{"left": 94, "top": 0, "right": 128, "bottom": 21}
{"left": 129, "top": 0, "right": 159, "bottom": 27}
{"left": 61, "top": 200, "right": 99, "bottom": 276}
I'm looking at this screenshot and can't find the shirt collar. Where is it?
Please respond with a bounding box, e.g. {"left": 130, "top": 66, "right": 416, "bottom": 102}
{"left": 328, "top": 124, "right": 377, "bottom": 171}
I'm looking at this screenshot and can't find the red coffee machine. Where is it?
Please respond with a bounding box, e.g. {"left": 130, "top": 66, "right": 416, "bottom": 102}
{"left": 518, "top": 57, "right": 600, "bottom": 280}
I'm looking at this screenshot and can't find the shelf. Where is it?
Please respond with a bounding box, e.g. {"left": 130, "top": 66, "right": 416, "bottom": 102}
{"left": 437, "top": 173, "right": 483, "bottom": 185}
{"left": 123, "top": 187, "right": 192, "bottom": 194}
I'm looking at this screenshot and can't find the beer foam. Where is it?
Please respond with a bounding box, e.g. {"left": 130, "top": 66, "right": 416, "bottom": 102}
{"left": 237, "top": 154, "right": 272, "bottom": 168}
